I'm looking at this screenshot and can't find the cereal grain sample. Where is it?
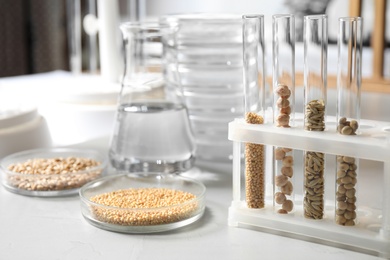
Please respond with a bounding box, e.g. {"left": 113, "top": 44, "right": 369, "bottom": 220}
{"left": 304, "top": 151, "right": 325, "bottom": 219}
{"left": 90, "top": 188, "right": 198, "bottom": 226}
{"left": 245, "top": 112, "right": 265, "bottom": 208}
{"left": 336, "top": 117, "right": 359, "bottom": 226}
{"left": 335, "top": 156, "right": 357, "bottom": 226}
{"left": 304, "top": 99, "right": 325, "bottom": 131}
{"left": 7, "top": 157, "right": 101, "bottom": 191}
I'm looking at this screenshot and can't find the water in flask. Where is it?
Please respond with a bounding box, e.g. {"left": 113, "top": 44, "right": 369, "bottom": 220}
{"left": 109, "top": 101, "right": 196, "bottom": 172}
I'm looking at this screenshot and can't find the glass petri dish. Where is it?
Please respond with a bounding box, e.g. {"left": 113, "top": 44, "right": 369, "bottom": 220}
{"left": 79, "top": 172, "right": 206, "bottom": 233}
{"left": 161, "top": 13, "right": 244, "bottom": 163}
{"left": 0, "top": 148, "right": 107, "bottom": 197}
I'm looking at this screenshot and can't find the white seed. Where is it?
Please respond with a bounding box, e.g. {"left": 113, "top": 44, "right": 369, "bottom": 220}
{"left": 281, "top": 181, "right": 293, "bottom": 195}
{"left": 274, "top": 192, "right": 286, "bottom": 204}
{"left": 282, "top": 199, "right": 293, "bottom": 212}
{"left": 275, "top": 175, "right": 288, "bottom": 187}
{"left": 274, "top": 148, "right": 286, "bottom": 160}
{"left": 282, "top": 156, "right": 294, "bottom": 167}
{"left": 281, "top": 167, "right": 293, "bottom": 178}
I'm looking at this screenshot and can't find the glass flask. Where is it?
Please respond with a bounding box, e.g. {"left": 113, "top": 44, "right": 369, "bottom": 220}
{"left": 303, "top": 15, "right": 328, "bottom": 220}
{"left": 272, "top": 14, "right": 295, "bottom": 214}
{"left": 335, "top": 17, "right": 363, "bottom": 226}
{"left": 242, "top": 14, "right": 266, "bottom": 209}
{"left": 109, "top": 22, "right": 196, "bottom": 173}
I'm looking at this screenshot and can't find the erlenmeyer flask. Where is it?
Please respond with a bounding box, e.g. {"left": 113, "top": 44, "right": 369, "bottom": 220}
{"left": 109, "top": 22, "right": 196, "bottom": 173}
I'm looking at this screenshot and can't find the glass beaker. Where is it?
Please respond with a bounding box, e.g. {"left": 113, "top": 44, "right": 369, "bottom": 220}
{"left": 109, "top": 22, "right": 196, "bottom": 173}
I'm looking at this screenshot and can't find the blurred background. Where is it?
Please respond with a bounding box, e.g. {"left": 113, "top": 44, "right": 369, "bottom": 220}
{"left": 0, "top": 0, "right": 389, "bottom": 79}
{"left": 0, "top": 0, "right": 389, "bottom": 162}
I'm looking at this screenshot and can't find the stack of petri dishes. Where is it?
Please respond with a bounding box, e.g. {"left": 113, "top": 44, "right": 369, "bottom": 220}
{"left": 162, "top": 14, "right": 244, "bottom": 163}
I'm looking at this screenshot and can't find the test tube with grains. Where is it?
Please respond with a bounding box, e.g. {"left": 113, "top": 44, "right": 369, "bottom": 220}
{"left": 335, "top": 119, "right": 359, "bottom": 226}
{"left": 303, "top": 15, "right": 328, "bottom": 220}
{"left": 335, "top": 17, "right": 362, "bottom": 226}
{"left": 272, "top": 14, "right": 295, "bottom": 214}
{"left": 245, "top": 112, "right": 265, "bottom": 208}
{"left": 242, "top": 15, "right": 266, "bottom": 209}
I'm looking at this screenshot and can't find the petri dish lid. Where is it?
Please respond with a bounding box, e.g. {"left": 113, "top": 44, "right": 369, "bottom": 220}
{"left": 161, "top": 13, "right": 242, "bottom": 23}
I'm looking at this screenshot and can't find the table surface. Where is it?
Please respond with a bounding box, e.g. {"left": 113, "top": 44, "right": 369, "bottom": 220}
{"left": 0, "top": 72, "right": 387, "bottom": 260}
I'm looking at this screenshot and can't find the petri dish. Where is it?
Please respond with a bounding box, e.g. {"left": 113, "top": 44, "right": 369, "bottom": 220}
{"left": 79, "top": 172, "right": 206, "bottom": 233}
{"left": 0, "top": 148, "right": 107, "bottom": 197}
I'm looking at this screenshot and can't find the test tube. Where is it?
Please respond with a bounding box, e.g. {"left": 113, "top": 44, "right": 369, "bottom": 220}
{"left": 272, "top": 14, "right": 295, "bottom": 214}
{"left": 242, "top": 14, "right": 266, "bottom": 208}
{"left": 335, "top": 17, "right": 362, "bottom": 226}
{"left": 303, "top": 15, "right": 328, "bottom": 220}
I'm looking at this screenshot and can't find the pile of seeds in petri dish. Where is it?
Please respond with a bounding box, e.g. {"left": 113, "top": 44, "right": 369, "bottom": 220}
{"left": 90, "top": 188, "right": 199, "bottom": 226}
{"left": 244, "top": 112, "right": 265, "bottom": 209}
{"left": 274, "top": 147, "right": 294, "bottom": 214}
{"left": 6, "top": 157, "right": 101, "bottom": 191}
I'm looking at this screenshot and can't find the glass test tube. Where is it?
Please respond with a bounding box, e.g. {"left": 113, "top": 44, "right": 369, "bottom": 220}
{"left": 335, "top": 17, "right": 362, "bottom": 226}
{"left": 272, "top": 14, "right": 295, "bottom": 214}
{"left": 243, "top": 15, "right": 266, "bottom": 208}
{"left": 303, "top": 15, "right": 328, "bottom": 220}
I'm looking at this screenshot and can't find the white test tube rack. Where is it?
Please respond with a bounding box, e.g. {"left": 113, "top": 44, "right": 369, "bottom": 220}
{"left": 228, "top": 114, "right": 390, "bottom": 258}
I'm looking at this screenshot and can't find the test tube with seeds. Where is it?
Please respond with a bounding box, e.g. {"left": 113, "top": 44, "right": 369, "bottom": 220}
{"left": 243, "top": 15, "right": 266, "bottom": 209}
{"left": 272, "top": 14, "right": 295, "bottom": 214}
{"left": 303, "top": 15, "right": 328, "bottom": 220}
{"left": 335, "top": 17, "right": 362, "bottom": 226}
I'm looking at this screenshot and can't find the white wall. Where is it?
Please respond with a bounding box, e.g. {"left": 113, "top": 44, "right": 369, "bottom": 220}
{"left": 145, "top": 0, "right": 288, "bottom": 17}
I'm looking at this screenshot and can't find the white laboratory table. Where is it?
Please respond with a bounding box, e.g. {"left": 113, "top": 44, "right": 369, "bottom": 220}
{"left": 0, "top": 71, "right": 386, "bottom": 260}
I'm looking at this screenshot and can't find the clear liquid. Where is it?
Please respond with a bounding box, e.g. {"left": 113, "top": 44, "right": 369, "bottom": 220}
{"left": 109, "top": 102, "right": 196, "bottom": 173}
